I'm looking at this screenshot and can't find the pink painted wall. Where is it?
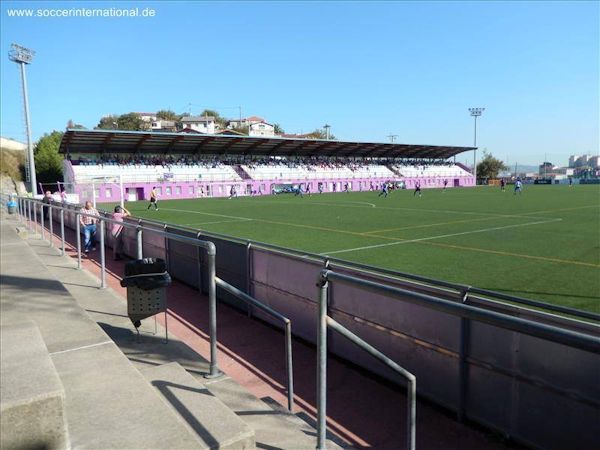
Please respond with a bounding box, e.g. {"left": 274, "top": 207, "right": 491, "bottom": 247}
{"left": 73, "top": 174, "right": 475, "bottom": 204}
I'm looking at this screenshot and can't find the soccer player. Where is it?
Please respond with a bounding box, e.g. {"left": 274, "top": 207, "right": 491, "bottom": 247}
{"left": 443, "top": 179, "right": 448, "bottom": 191}
{"left": 306, "top": 184, "right": 312, "bottom": 196}
{"left": 344, "top": 182, "right": 349, "bottom": 193}
{"left": 500, "top": 179, "right": 506, "bottom": 192}
{"left": 414, "top": 182, "right": 422, "bottom": 197}
{"left": 569, "top": 177, "right": 573, "bottom": 187}
{"left": 294, "top": 185, "right": 304, "bottom": 197}
{"left": 228, "top": 185, "right": 237, "bottom": 199}
{"left": 514, "top": 179, "right": 523, "bottom": 195}
{"left": 318, "top": 183, "right": 323, "bottom": 194}
{"left": 378, "top": 182, "right": 388, "bottom": 198}
{"left": 147, "top": 187, "right": 159, "bottom": 210}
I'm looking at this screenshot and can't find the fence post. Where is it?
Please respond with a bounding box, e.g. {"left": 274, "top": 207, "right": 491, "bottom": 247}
{"left": 285, "top": 319, "right": 294, "bottom": 412}
{"left": 99, "top": 219, "right": 106, "bottom": 289}
{"left": 60, "top": 209, "right": 65, "bottom": 256}
{"left": 76, "top": 214, "right": 82, "bottom": 269}
{"left": 246, "top": 241, "right": 253, "bottom": 318}
{"left": 205, "top": 241, "right": 222, "bottom": 379}
{"left": 136, "top": 225, "right": 143, "bottom": 260}
{"left": 33, "top": 199, "right": 38, "bottom": 235}
{"left": 458, "top": 287, "right": 471, "bottom": 423}
{"left": 27, "top": 200, "right": 32, "bottom": 230}
{"left": 48, "top": 205, "right": 53, "bottom": 244}
{"left": 407, "top": 375, "right": 417, "bottom": 450}
{"left": 40, "top": 203, "right": 45, "bottom": 240}
{"left": 164, "top": 224, "right": 170, "bottom": 270}
{"left": 316, "top": 272, "right": 329, "bottom": 450}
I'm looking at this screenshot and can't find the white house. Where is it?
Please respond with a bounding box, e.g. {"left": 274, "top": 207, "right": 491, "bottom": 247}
{"left": 248, "top": 121, "right": 275, "bottom": 137}
{"left": 180, "top": 116, "right": 216, "bottom": 134}
{"left": 138, "top": 112, "right": 157, "bottom": 123}
{"left": 228, "top": 116, "right": 265, "bottom": 129}
{"left": 151, "top": 120, "right": 177, "bottom": 132}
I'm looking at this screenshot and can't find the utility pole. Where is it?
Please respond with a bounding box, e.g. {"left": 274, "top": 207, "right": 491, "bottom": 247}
{"left": 9, "top": 43, "right": 36, "bottom": 193}
{"left": 468, "top": 107, "right": 485, "bottom": 183}
{"left": 387, "top": 134, "right": 398, "bottom": 143}
{"left": 323, "top": 124, "right": 331, "bottom": 140}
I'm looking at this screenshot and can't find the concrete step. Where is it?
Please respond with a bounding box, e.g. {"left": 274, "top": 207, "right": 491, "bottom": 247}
{"left": 1, "top": 222, "right": 207, "bottom": 449}
{"left": 18, "top": 224, "right": 346, "bottom": 450}
{"left": 50, "top": 341, "right": 207, "bottom": 449}
{"left": 141, "top": 362, "right": 255, "bottom": 450}
{"left": 0, "top": 320, "right": 69, "bottom": 450}
{"left": 205, "top": 377, "right": 347, "bottom": 450}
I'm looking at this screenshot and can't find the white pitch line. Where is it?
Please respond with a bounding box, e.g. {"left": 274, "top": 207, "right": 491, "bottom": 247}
{"left": 160, "top": 207, "right": 253, "bottom": 221}
{"left": 181, "top": 218, "right": 253, "bottom": 226}
{"left": 240, "top": 198, "right": 553, "bottom": 220}
{"left": 321, "top": 218, "right": 563, "bottom": 256}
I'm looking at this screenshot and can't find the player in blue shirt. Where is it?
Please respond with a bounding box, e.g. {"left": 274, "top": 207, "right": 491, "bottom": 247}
{"left": 378, "top": 182, "right": 389, "bottom": 198}
{"left": 514, "top": 179, "right": 523, "bottom": 195}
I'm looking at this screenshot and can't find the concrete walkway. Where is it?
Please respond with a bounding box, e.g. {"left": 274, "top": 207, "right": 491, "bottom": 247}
{"left": 9, "top": 210, "right": 513, "bottom": 450}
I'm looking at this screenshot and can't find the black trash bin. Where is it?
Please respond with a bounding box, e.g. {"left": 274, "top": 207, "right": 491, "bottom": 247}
{"left": 120, "top": 258, "right": 172, "bottom": 340}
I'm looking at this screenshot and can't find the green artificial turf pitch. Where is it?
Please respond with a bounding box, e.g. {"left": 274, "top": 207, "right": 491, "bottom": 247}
{"left": 121, "top": 184, "right": 600, "bottom": 313}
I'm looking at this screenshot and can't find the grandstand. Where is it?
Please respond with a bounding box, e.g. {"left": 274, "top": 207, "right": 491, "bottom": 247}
{"left": 60, "top": 129, "right": 475, "bottom": 202}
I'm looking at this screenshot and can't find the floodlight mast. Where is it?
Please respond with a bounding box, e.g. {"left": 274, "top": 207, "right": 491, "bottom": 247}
{"left": 9, "top": 44, "right": 36, "bottom": 194}
{"left": 468, "top": 107, "right": 485, "bottom": 183}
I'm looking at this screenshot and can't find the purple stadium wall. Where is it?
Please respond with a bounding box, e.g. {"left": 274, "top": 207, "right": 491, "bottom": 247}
{"left": 72, "top": 175, "right": 475, "bottom": 203}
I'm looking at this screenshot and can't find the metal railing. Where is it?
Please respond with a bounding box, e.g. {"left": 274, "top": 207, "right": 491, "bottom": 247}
{"left": 317, "top": 270, "right": 417, "bottom": 450}
{"left": 316, "top": 268, "right": 600, "bottom": 450}
{"left": 169, "top": 224, "right": 599, "bottom": 324}
{"left": 16, "top": 196, "right": 300, "bottom": 395}
{"left": 216, "top": 276, "right": 294, "bottom": 412}
{"left": 14, "top": 195, "right": 600, "bottom": 450}
{"left": 17, "top": 197, "right": 222, "bottom": 379}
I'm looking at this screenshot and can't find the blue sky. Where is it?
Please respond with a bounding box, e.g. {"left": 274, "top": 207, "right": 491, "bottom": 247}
{"left": 1, "top": 0, "right": 598, "bottom": 166}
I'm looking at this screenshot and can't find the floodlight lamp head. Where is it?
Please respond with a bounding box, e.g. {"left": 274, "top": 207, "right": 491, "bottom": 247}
{"left": 469, "top": 107, "right": 485, "bottom": 117}
{"left": 9, "top": 43, "right": 35, "bottom": 64}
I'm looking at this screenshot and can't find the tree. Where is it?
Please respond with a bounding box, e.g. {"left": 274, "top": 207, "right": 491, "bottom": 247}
{"left": 96, "top": 115, "right": 120, "bottom": 130}
{"left": 304, "top": 128, "right": 337, "bottom": 140}
{"left": 476, "top": 152, "right": 507, "bottom": 179}
{"left": 200, "top": 109, "right": 227, "bottom": 128}
{"left": 95, "top": 113, "right": 144, "bottom": 131}
{"left": 116, "top": 112, "right": 145, "bottom": 131}
{"left": 34, "top": 131, "right": 64, "bottom": 184}
{"left": 67, "top": 119, "right": 86, "bottom": 130}
{"left": 273, "top": 123, "right": 285, "bottom": 135}
{"left": 156, "top": 109, "right": 180, "bottom": 121}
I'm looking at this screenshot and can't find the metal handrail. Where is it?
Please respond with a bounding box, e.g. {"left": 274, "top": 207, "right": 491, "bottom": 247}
{"left": 18, "top": 196, "right": 600, "bottom": 326}
{"left": 215, "top": 276, "right": 294, "bottom": 412}
{"left": 321, "top": 270, "right": 600, "bottom": 355}
{"left": 317, "top": 271, "right": 417, "bottom": 450}
{"left": 166, "top": 224, "right": 600, "bottom": 323}
{"left": 17, "top": 197, "right": 222, "bottom": 378}
{"left": 315, "top": 267, "right": 600, "bottom": 449}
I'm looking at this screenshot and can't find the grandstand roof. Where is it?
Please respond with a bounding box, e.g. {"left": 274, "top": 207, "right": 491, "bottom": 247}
{"left": 59, "top": 129, "right": 475, "bottom": 159}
